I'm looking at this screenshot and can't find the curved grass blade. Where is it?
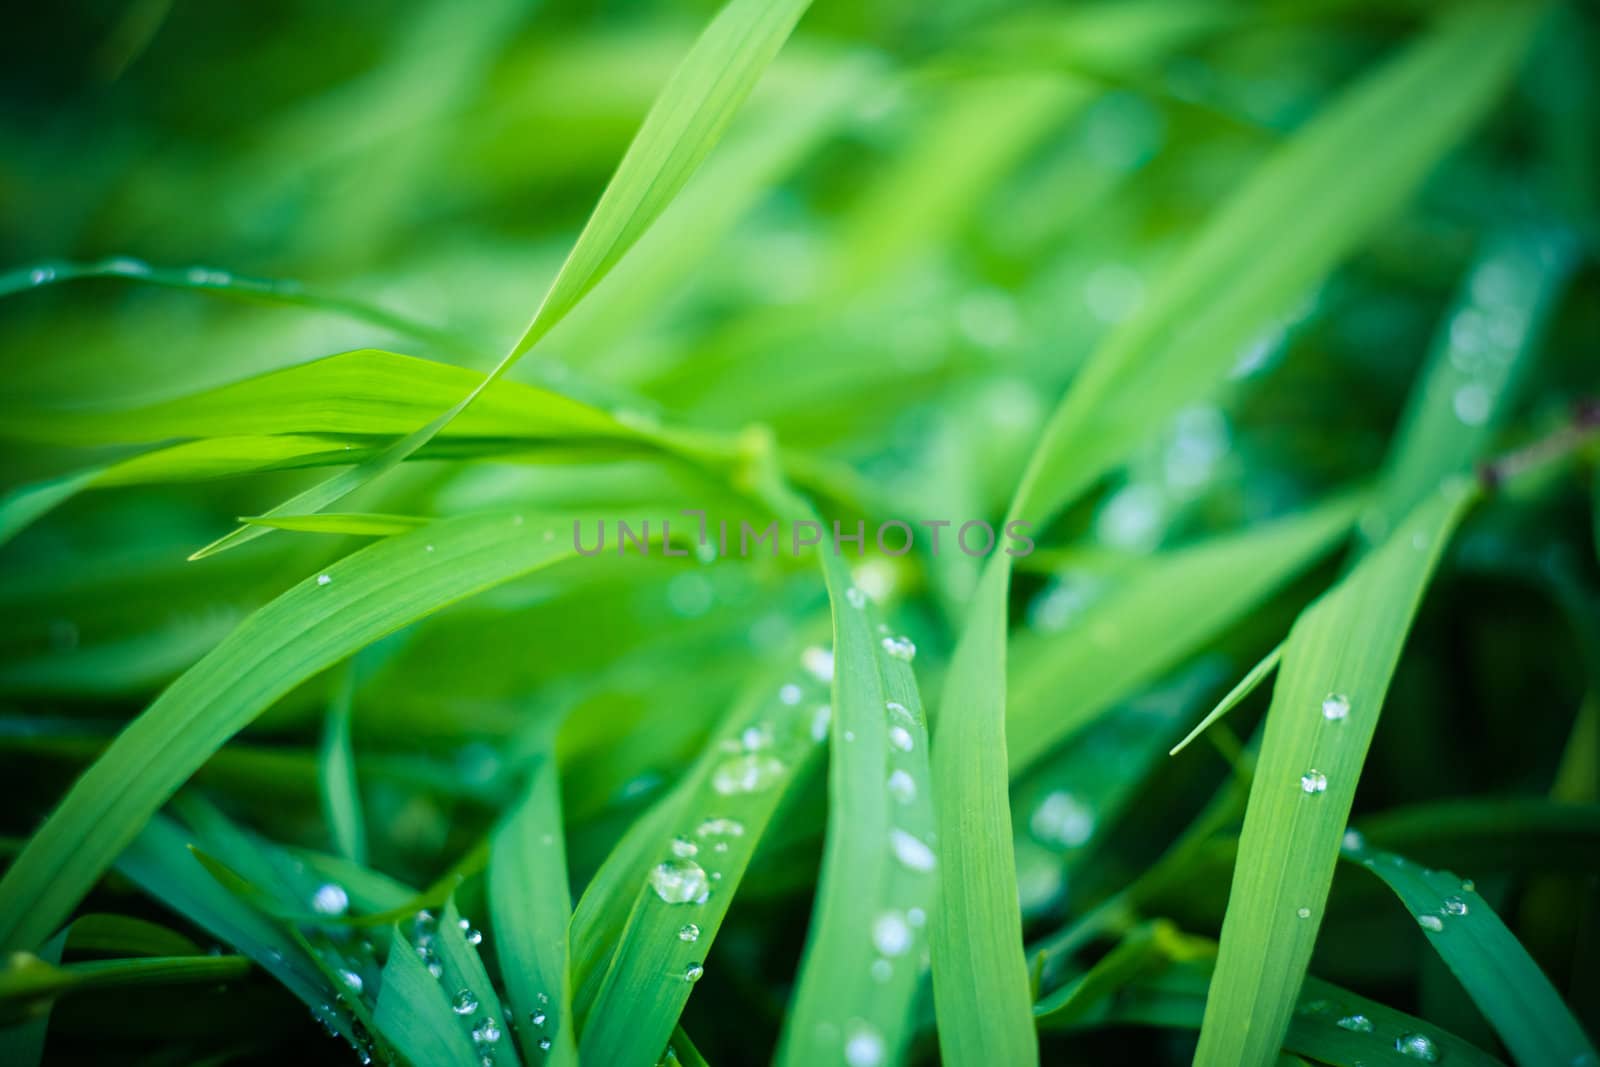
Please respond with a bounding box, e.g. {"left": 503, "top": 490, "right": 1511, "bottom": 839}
{"left": 1082, "top": 954, "right": 1504, "bottom": 1067}
{"left": 577, "top": 647, "right": 830, "bottom": 1065}
{"left": 0, "top": 259, "right": 483, "bottom": 360}
{"left": 489, "top": 755, "right": 578, "bottom": 1065}
{"left": 0, "top": 950, "right": 248, "bottom": 1024}
{"left": 191, "top": 0, "right": 815, "bottom": 560}
{"left": 776, "top": 547, "right": 938, "bottom": 1067}
{"left": 116, "top": 815, "right": 358, "bottom": 1044}
{"left": 0, "top": 510, "right": 588, "bottom": 951}
{"left": 375, "top": 921, "right": 482, "bottom": 1067}
{"left": 1194, "top": 482, "right": 1478, "bottom": 1066}
{"left": 320, "top": 667, "right": 367, "bottom": 865}
{"left": 1007, "top": 493, "right": 1358, "bottom": 774}
{"left": 1343, "top": 840, "right": 1598, "bottom": 1066}
{"left": 0, "top": 349, "right": 621, "bottom": 448}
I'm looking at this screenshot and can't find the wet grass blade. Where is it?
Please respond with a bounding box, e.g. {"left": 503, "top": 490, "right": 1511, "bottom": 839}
{"left": 435, "top": 897, "right": 521, "bottom": 1066}
{"left": 1194, "top": 482, "right": 1478, "bottom": 1065}
{"left": 1170, "top": 642, "right": 1284, "bottom": 757}
{"left": 319, "top": 667, "right": 367, "bottom": 865}
{"left": 1084, "top": 953, "right": 1504, "bottom": 1067}
{"left": 1344, "top": 840, "right": 1598, "bottom": 1066}
{"left": 577, "top": 649, "right": 829, "bottom": 1065}
{"left": 930, "top": 5, "right": 1541, "bottom": 1057}
{"left": 0, "top": 511, "right": 583, "bottom": 951}
{"left": 375, "top": 921, "right": 482, "bottom": 1067}
{"left": 0, "top": 259, "right": 483, "bottom": 359}
{"left": 489, "top": 755, "right": 578, "bottom": 1065}
{"left": 776, "top": 545, "right": 938, "bottom": 1067}
{"left": 1007, "top": 492, "right": 1359, "bottom": 774}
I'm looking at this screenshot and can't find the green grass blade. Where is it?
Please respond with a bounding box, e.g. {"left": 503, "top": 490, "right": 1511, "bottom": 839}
{"left": 1344, "top": 840, "right": 1598, "bottom": 1066}
{"left": 1362, "top": 225, "right": 1578, "bottom": 543}
{"left": 0, "top": 951, "right": 248, "bottom": 1023}
{"left": 577, "top": 649, "right": 829, "bottom": 1065}
{"left": 1087, "top": 954, "right": 1504, "bottom": 1067}
{"left": 1194, "top": 482, "right": 1478, "bottom": 1065}
{"left": 1008, "top": 493, "right": 1359, "bottom": 774}
{"left": 0, "top": 259, "right": 482, "bottom": 360}
{"left": 435, "top": 897, "right": 522, "bottom": 1067}
{"left": 1011, "top": 0, "right": 1546, "bottom": 529}
{"left": 188, "top": 0, "right": 812, "bottom": 560}
{"left": 1169, "top": 642, "right": 1284, "bottom": 757}
{"left": 375, "top": 921, "right": 483, "bottom": 1067}
{"left": 319, "top": 668, "right": 367, "bottom": 865}
{"left": 489, "top": 755, "right": 578, "bottom": 1066}
{"left": 502, "top": 0, "right": 814, "bottom": 360}
{"left": 250, "top": 513, "right": 429, "bottom": 536}
{"left": 0, "top": 511, "right": 581, "bottom": 951}
{"left": 0, "top": 349, "right": 620, "bottom": 447}
{"left": 930, "top": 557, "right": 1039, "bottom": 1066}
{"left": 776, "top": 547, "right": 938, "bottom": 1067}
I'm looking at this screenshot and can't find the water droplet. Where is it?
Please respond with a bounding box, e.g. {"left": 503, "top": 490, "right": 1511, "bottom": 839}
{"left": 1441, "top": 896, "right": 1468, "bottom": 916}
{"left": 711, "top": 753, "right": 785, "bottom": 795}
{"left": 802, "top": 646, "right": 834, "bottom": 681}
{"left": 779, "top": 683, "right": 803, "bottom": 706}
{"left": 29, "top": 267, "right": 55, "bottom": 285}
{"left": 538, "top": 1037, "right": 552, "bottom": 1051}
{"left": 338, "top": 968, "right": 364, "bottom": 994}
{"left": 888, "top": 726, "right": 914, "bottom": 752}
{"left": 671, "top": 837, "right": 698, "bottom": 858}
{"left": 1321, "top": 693, "right": 1350, "bottom": 721}
{"left": 473, "top": 1018, "right": 502, "bottom": 1044}
{"left": 649, "top": 859, "right": 711, "bottom": 904}
{"left": 887, "top": 769, "right": 916, "bottom": 803}
{"left": 1453, "top": 383, "right": 1492, "bottom": 426}
{"left": 536, "top": 993, "right": 549, "bottom": 1005}
{"left": 1417, "top": 914, "right": 1444, "bottom": 933}
{"left": 1460, "top": 879, "right": 1475, "bottom": 893}
{"left": 1337, "top": 1014, "right": 1375, "bottom": 1033}
{"left": 1342, "top": 829, "right": 1366, "bottom": 852}
{"left": 739, "top": 724, "right": 771, "bottom": 751}
{"left": 1300, "top": 770, "right": 1328, "bottom": 794}
{"left": 885, "top": 700, "right": 912, "bottom": 722}
{"left": 1031, "top": 791, "right": 1094, "bottom": 848}
{"left": 452, "top": 989, "right": 479, "bottom": 1015}
{"left": 880, "top": 635, "right": 916, "bottom": 662}
{"left": 873, "top": 912, "right": 912, "bottom": 956}
{"left": 683, "top": 963, "right": 704, "bottom": 983}
{"left": 104, "top": 256, "right": 149, "bottom": 276}
{"left": 1396, "top": 1032, "right": 1440, "bottom": 1061}
{"left": 846, "top": 587, "right": 867, "bottom": 610}
{"left": 462, "top": 926, "right": 483, "bottom": 946}
{"left": 869, "top": 959, "right": 892, "bottom": 983}
{"left": 696, "top": 817, "right": 745, "bottom": 838}
{"left": 1297, "top": 907, "right": 1311, "bottom": 919}
{"left": 311, "top": 883, "right": 349, "bottom": 916}
{"left": 678, "top": 923, "right": 700, "bottom": 943}
{"left": 889, "top": 829, "right": 936, "bottom": 872}
{"left": 845, "top": 1023, "right": 886, "bottom": 1067}
{"left": 811, "top": 705, "right": 832, "bottom": 742}
{"left": 530, "top": 1010, "right": 547, "bottom": 1026}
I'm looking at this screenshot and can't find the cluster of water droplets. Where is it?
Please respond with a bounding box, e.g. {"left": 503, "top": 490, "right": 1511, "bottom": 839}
{"left": 1300, "top": 998, "right": 1439, "bottom": 1061}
